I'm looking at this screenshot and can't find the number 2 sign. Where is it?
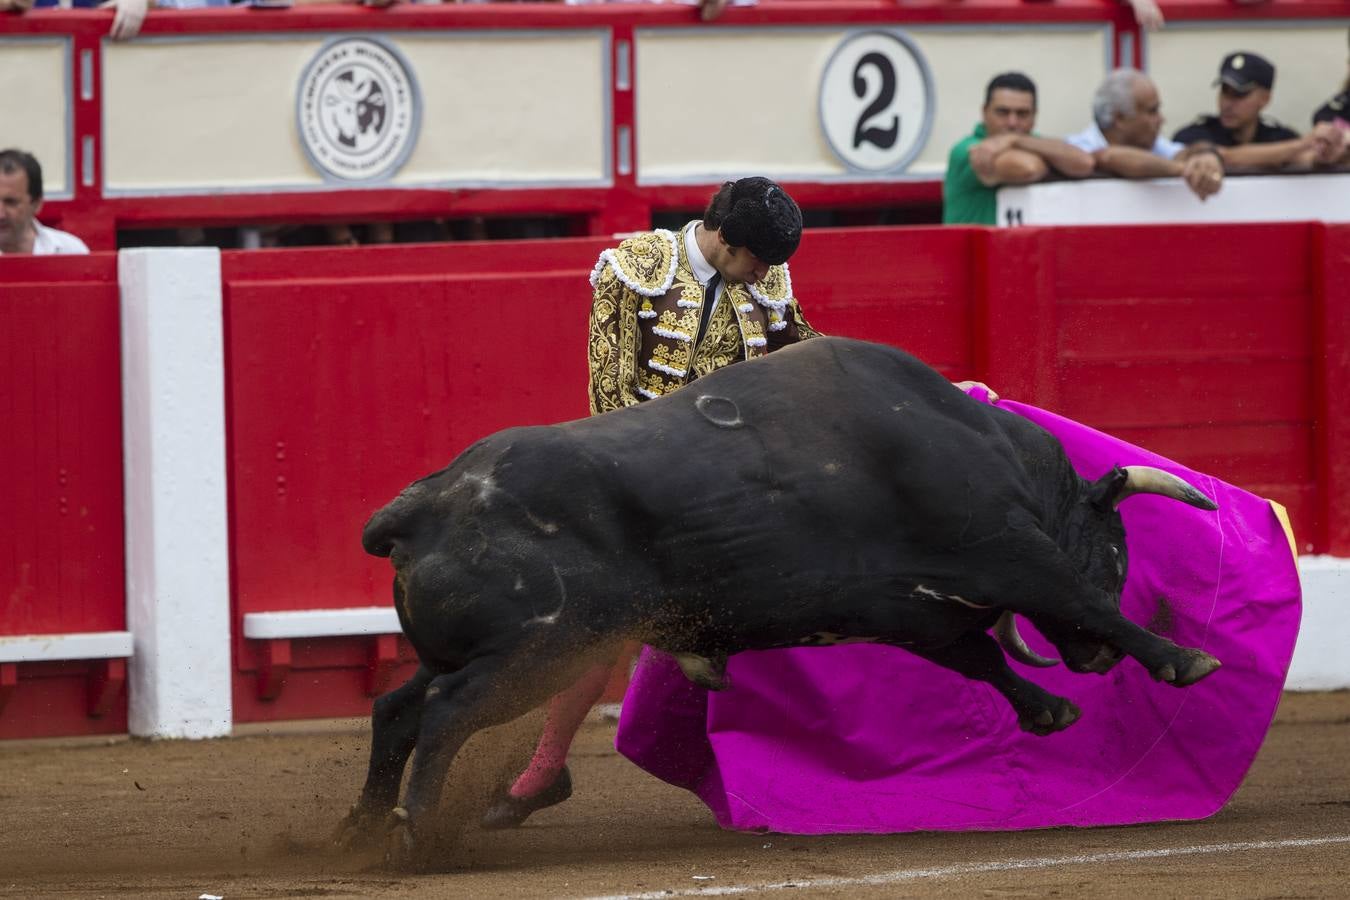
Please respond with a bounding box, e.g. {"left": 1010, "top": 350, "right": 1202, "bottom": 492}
{"left": 819, "top": 30, "right": 934, "bottom": 174}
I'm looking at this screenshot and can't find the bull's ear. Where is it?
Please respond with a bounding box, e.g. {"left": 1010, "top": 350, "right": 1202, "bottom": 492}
{"left": 1086, "top": 466, "right": 1130, "bottom": 512}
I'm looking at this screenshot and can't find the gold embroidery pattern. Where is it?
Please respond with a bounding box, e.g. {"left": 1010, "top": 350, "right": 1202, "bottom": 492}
{"left": 648, "top": 340, "right": 692, "bottom": 378}
{"left": 638, "top": 368, "right": 675, "bottom": 399}
{"left": 754, "top": 265, "right": 790, "bottom": 302}
{"left": 587, "top": 265, "right": 641, "bottom": 414}
{"left": 721, "top": 284, "right": 764, "bottom": 360}
{"left": 739, "top": 313, "right": 767, "bottom": 352}
{"left": 653, "top": 307, "right": 700, "bottom": 342}
{"left": 677, "top": 282, "right": 704, "bottom": 309}
{"left": 691, "top": 301, "right": 744, "bottom": 378}
{"left": 792, "top": 301, "right": 821, "bottom": 340}
{"left": 609, "top": 231, "right": 677, "bottom": 295}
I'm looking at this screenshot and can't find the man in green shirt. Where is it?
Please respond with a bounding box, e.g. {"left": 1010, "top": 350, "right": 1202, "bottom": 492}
{"left": 943, "top": 72, "right": 1095, "bottom": 225}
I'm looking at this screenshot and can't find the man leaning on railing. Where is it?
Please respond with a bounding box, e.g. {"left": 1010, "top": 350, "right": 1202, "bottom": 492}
{"left": 1172, "top": 52, "right": 1315, "bottom": 172}
{"left": 1066, "top": 68, "right": 1226, "bottom": 202}
{"left": 942, "top": 72, "right": 1094, "bottom": 225}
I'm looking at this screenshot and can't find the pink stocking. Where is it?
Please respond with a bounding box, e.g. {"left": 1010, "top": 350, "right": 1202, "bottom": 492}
{"left": 508, "top": 659, "right": 616, "bottom": 798}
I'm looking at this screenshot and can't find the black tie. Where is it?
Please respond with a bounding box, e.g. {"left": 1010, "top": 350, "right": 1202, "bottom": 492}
{"left": 695, "top": 273, "right": 721, "bottom": 349}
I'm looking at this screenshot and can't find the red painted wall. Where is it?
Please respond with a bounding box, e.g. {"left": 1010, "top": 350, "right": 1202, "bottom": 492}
{"left": 2, "top": 221, "right": 1345, "bottom": 730}
{"left": 977, "top": 224, "right": 1326, "bottom": 548}
{"left": 0, "top": 254, "right": 127, "bottom": 738}
{"left": 222, "top": 241, "right": 613, "bottom": 719}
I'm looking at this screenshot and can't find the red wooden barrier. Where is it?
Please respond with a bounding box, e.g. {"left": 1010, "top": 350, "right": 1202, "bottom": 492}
{"left": 218, "top": 222, "right": 1345, "bottom": 722}
{"left": 222, "top": 240, "right": 614, "bottom": 720}
{"left": 1, "top": 220, "right": 1343, "bottom": 732}
{"left": 1049, "top": 224, "right": 1318, "bottom": 548}
{"left": 0, "top": 254, "right": 127, "bottom": 738}
{"left": 1314, "top": 225, "right": 1350, "bottom": 555}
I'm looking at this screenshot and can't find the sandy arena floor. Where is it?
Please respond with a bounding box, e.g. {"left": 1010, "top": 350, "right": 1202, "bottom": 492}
{"left": 1, "top": 692, "right": 1348, "bottom": 899}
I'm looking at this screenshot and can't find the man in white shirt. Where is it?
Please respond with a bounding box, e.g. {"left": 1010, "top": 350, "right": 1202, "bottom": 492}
{"left": 1066, "top": 69, "right": 1226, "bottom": 201}
{"left": 0, "top": 149, "right": 90, "bottom": 255}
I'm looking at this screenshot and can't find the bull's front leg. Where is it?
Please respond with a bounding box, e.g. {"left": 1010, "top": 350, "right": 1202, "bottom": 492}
{"left": 386, "top": 651, "right": 573, "bottom": 869}
{"left": 334, "top": 666, "right": 434, "bottom": 850}
{"left": 1069, "top": 605, "right": 1222, "bottom": 686}
{"left": 1002, "top": 531, "right": 1221, "bottom": 687}
{"left": 909, "top": 630, "right": 1081, "bottom": 736}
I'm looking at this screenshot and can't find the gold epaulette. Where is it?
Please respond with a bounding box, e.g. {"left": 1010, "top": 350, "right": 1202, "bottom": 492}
{"left": 589, "top": 229, "right": 680, "bottom": 298}
{"left": 747, "top": 262, "right": 796, "bottom": 332}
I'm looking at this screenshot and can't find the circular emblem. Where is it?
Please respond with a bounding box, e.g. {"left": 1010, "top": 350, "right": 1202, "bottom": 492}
{"left": 297, "top": 37, "right": 421, "bottom": 183}
{"left": 818, "top": 30, "right": 934, "bottom": 174}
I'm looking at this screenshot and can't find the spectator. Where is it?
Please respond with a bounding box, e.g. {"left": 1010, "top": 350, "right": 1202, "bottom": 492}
{"left": 1172, "top": 52, "right": 1312, "bottom": 170}
{"left": 1310, "top": 29, "right": 1350, "bottom": 166}
{"left": 943, "top": 72, "right": 1094, "bottom": 225}
{"left": 1067, "top": 69, "right": 1225, "bottom": 201}
{"left": 24, "top": 0, "right": 147, "bottom": 40}
{"left": 0, "top": 149, "right": 89, "bottom": 256}
{"left": 1312, "top": 37, "right": 1349, "bottom": 129}
{"left": 570, "top": 0, "right": 751, "bottom": 18}
{"left": 1121, "top": 0, "right": 1164, "bottom": 31}
{"left": 342, "top": 0, "right": 741, "bottom": 18}
{"left": 1311, "top": 120, "right": 1350, "bottom": 167}
{"left": 100, "top": 0, "right": 146, "bottom": 38}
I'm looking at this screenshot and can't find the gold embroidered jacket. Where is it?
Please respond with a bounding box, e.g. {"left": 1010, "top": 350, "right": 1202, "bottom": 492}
{"left": 587, "top": 228, "right": 819, "bottom": 415}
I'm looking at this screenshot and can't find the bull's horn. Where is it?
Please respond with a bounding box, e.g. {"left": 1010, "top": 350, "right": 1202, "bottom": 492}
{"left": 1118, "top": 466, "right": 1218, "bottom": 511}
{"left": 994, "top": 611, "right": 1059, "bottom": 668}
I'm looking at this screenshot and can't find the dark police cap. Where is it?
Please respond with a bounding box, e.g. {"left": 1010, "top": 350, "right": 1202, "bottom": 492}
{"left": 718, "top": 176, "right": 802, "bottom": 266}
{"left": 1213, "top": 52, "right": 1275, "bottom": 93}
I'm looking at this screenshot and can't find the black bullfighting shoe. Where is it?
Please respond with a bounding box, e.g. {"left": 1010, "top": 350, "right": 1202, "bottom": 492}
{"left": 480, "top": 766, "right": 573, "bottom": 829}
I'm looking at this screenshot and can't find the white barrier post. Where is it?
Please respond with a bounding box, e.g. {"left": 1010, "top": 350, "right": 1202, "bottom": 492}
{"left": 1289, "top": 557, "right": 1350, "bottom": 691}
{"left": 120, "top": 248, "right": 233, "bottom": 738}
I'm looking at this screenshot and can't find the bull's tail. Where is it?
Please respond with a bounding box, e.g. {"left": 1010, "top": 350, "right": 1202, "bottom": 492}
{"left": 361, "top": 485, "right": 427, "bottom": 558}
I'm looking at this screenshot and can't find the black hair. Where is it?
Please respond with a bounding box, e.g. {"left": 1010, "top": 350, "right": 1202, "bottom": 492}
{"left": 0, "top": 149, "right": 42, "bottom": 202}
{"left": 702, "top": 176, "right": 802, "bottom": 266}
{"left": 983, "top": 72, "right": 1038, "bottom": 108}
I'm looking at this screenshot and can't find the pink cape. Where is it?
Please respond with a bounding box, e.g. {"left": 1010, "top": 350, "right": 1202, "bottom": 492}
{"left": 614, "top": 398, "right": 1302, "bottom": 833}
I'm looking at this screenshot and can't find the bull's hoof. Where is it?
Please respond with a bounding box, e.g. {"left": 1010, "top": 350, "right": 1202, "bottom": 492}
{"left": 1152, "top": 649, "right": 1221, "bottom": 686}
{"left": 1174, "top": 649, "right": 1222, "bottom": 686}
{"left": 481, "top": 766, "right": 573, "bottom": 830}
{"left": 1018, "top": 698, "right": 1081, "bottom": 736}
{"left": 332, "top": 802, "right": 384, "bottom": 851}
{"left": 382, "top": 807, "right": 422, "bottom": 871}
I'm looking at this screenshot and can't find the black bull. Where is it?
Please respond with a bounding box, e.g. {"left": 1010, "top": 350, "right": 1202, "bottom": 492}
{"left": 338, "top": 336, "right": 1221, "bottom": 862}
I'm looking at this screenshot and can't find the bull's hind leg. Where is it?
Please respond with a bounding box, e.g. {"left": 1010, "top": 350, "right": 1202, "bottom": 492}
{"left": 911, "top": 631, "right": 1081, "bottom": 736}
{"left": 334, "top": 666, "right": 435, "bottom": 849}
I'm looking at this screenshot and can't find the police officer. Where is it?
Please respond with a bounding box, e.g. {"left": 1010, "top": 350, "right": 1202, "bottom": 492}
{"left": 1173, "top": 52, "right": 1313, "bottom": 170}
